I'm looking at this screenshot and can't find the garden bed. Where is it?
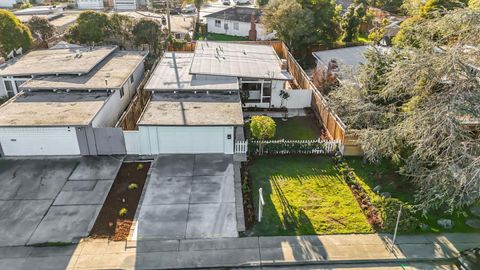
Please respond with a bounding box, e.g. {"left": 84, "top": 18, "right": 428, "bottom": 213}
{"left": 240, "top": 162, "right": 255, "bottom": 230}
{"left": 345, "top": 157, "right": 480, "bottom": 233}
{"left": 90, "top": 162, "right": 151, "bottom": 241}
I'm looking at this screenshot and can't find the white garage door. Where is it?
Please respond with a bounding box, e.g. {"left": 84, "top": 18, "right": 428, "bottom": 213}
{"left": 0, "top": 127, "right": 80, "bottom": 156}
{"left": 139, "top": 126, "right": 234, "bottom": 154}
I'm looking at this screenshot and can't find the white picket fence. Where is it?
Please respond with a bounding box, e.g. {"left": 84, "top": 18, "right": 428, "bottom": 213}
{"left": 235, "top": 140, "right": 248, "bottom": 154}
{"left": 235, "top": 139, "right": 344, "bottom": 155}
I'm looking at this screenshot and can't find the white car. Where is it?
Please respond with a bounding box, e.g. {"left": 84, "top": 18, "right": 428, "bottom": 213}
{"left": 222, "top": 0, "right": 231, "bottom": 5}
{"left": 181, "top": 4, "right": 197, "bottom": 13}
{"left": 234, "top": 0, "right": 250, "bottom": 4}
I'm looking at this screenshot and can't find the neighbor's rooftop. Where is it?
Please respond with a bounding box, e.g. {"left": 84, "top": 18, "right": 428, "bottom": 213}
{"left": 144, "top": 52, "right": 239, "bottom": 91}
{"left": 204, "top": 7, "right": 261, "bottom": 23}
{"left": 0, "top": 46, "right": 117, "bottom": 77}
{"left": 0, "top": 91, "right": 109, "bottom": 126}
{"left": 138, "top": 93, "right": 243, "bottom": 126}
{"left": 190, "top": 41, "right": 291, "bottom": 80}
{"left": 20, "top": 51, "right": 147, "bottom": 90}
{"left": 312, "top": 46, "right": 369, "bottom": 72}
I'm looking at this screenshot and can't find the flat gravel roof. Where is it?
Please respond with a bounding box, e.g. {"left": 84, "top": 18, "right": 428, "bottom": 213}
{"left": 20, "top": 51, "right": 147, "bottom": 90}
{"left": 0, "top": 91, "right": 109, "bottom": 126}
{"left": 138, "top": 93, "right": 243, "bottom": 126}
{"left": 190, "top": 41, "right": 291, "bottom": 80}
{"left": 144, "top": 52, "right": 239, "bottom": 91}
{"left": 0, "top": 46, "right": 117, "bottom": 77}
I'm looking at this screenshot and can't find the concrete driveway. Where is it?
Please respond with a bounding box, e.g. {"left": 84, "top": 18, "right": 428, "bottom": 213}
{"left": 134, "top": 154, "right": 238, "bottom": 240}
{"left": 0, "top": 156, "right": 122, "bottom": 246}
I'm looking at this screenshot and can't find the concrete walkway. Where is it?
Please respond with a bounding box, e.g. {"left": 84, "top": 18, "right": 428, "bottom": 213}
{"left": 0, "top": 233, "right": 477, "bottom": 269}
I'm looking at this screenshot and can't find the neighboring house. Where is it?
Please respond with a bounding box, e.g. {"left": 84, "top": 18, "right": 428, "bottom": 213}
{"left": 76, "top": 0, "right": 104, "bottom": 9}
{"left": 118, "top": 11, "right": 194, "bottom": 39}
{"left": 126, "top": 41, "right": 311, "bottom": 155}
{"left": 312, "top": 46, "right": 369, "bottom": 89}
{"left": 204, "top": 7, "right": 275, "bottom": 41}
{"left": 76, "top": 0, "right": 139, "bottom": 10}
{"left": 0, "top": 0, "right": 21, "bottom": 8}
{"left": 0, "top": 44, "right": 147, "bottom": 156}
{"left": 14, "top": 8, "right": 79, "bottom": 36}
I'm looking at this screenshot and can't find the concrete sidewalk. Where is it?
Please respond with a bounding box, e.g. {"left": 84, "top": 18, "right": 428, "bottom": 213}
{"left": 0, "top": 233, "right": 477, "bottom": 269}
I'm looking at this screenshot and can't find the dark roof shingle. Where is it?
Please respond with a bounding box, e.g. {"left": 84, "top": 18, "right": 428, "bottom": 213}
{"left": 204, "top": 7, "right": 261, "bottom": 23}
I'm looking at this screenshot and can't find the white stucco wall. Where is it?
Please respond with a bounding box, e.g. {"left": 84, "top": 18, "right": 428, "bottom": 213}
{"left": 0, "top": 78, "right": 6, "bottom": 98}
{"left": 270, "top": 89, "right": 312, "bottom": 109}
{"left": 134, "top": 126, "right": 234, "bottom": 154}
{"left": 0, "top": 127, "right": 80, "bottom": 156}
{"left": 206, "top": 18, "right": 275, "bottom": 40}
{"left": 91, "top": 61, "right": 144, "bottom": 127}
{"left": 77, "top": 0, "right": 104, "bottom": 9}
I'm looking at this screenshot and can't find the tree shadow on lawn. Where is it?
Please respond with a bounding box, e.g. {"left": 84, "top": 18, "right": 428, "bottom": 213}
{"left": 271, "top": 176, "right": 317, "bottom": 234}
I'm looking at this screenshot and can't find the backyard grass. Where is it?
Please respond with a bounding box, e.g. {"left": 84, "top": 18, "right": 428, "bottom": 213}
{"left": 345, "top": 157, "right": 480, "bottom": 234}
{"left": 248, "top": 156, "right": 373, "bottom": 236}
{"left": 274, "top": 116, "right": 323, "bottom": 140}
{"left": 196, "top": 33, "right": 248, "bottom": 41}
{"left": 246, "top": 116, "right": 324, "bottom": 140}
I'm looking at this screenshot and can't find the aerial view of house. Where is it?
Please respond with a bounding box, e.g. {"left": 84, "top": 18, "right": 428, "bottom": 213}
{"left": 0, "top": 45, "right": 147, "bottom": 156}
{"left": 0, "top": 0, "right": 479, "bottom": 269}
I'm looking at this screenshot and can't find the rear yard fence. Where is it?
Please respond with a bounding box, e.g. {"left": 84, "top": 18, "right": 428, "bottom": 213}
{"left": 246, "top": 139, "right": 343, "bottom": 156}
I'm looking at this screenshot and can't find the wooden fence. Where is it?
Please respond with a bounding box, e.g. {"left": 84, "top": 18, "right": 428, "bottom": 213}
{"left": 167, "top": 40, "right": 348, "bottom": 144}
{"left": 115, "top": 63, "right": 157, "bottom": 130}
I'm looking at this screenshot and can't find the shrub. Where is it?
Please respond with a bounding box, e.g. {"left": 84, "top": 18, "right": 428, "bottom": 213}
{"left": 128, "top": 183, "right": 138, "bottom": 190}
{"left": 136, "top": 163, "right": 144, "bottom": 171}
{"left": 0, "top": 9, "right": 33, "bottom": 56}
{"left": 118, "top": 208, "right": 128, "bottom": 217}
{"left": 375, "top": 198, "right": 420, "bottom": 233}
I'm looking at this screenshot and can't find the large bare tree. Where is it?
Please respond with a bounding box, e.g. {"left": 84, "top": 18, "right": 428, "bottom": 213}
{"left": 328, "top": 9, "right": 480, "bottom": 213}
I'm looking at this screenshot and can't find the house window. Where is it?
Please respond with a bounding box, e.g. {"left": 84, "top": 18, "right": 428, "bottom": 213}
{"left": 119, "top": 87, "right": 124, "bottom": 98}
{"left": 233, "top": 22, "right": 239, "bottom": 30}
{"left": 130, "top": 75, "right": 134, "bottom": 84}
{"left": 215, "top": 20, "right": 221, "bottom": 28}
{"left": 4, "top": 81, "right": 14, "bottom": 98}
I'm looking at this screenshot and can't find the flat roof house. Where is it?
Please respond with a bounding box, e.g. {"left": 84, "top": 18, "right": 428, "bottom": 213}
{"left": 125, "top": 41, "right": 311, "bottom": 155}
{"left": 0, "top": 45, "right": 147, "bottom": 156}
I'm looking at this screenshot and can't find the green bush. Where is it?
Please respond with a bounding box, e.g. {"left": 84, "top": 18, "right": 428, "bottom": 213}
{"left": 376, "top": 198, "right": 420, "bottom": 233}
{"left": 136, "top": 163, "right": 144, "bottom": 171}
{"left": 0, "top": 9, "right": 32, "bottom": 56}
{"left": 118, "top": 208, "right": 128, "bottom": 217}
{"left": 128, "top": 183, "right": 138, "bottom": 190}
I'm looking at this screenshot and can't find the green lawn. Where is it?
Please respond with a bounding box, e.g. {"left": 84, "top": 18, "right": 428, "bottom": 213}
{"left": 274, "top": 116, "right": 323, "bottom": 140}
{"left": 345, "top": 157, "right": 480, "bottom": 234}
{"left": 248, "top": 156, "right": 373, "bottom": 236}
{"left": 196, "top": 33, "right": 248, "bottom": 42}
{"left": 245, "top": 116, "right": 323, "bottom": 140}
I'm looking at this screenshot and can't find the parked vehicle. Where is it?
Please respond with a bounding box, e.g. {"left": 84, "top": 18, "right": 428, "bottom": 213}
{"left": 234, "top": 0, "right": 250, "bottom": 4}
{"left": 222, "top": 0, "right": 231, "bottom": 5}
{"left": 169, "top": 7, "right": 182, "bottom": 15}
{"left": 181, "top": 4, "right": 197, "bottom": 13}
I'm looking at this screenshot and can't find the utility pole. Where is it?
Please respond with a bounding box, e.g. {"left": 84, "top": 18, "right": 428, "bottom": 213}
{"left": 166, "top": 0, "right": 172, "bottom": 36}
